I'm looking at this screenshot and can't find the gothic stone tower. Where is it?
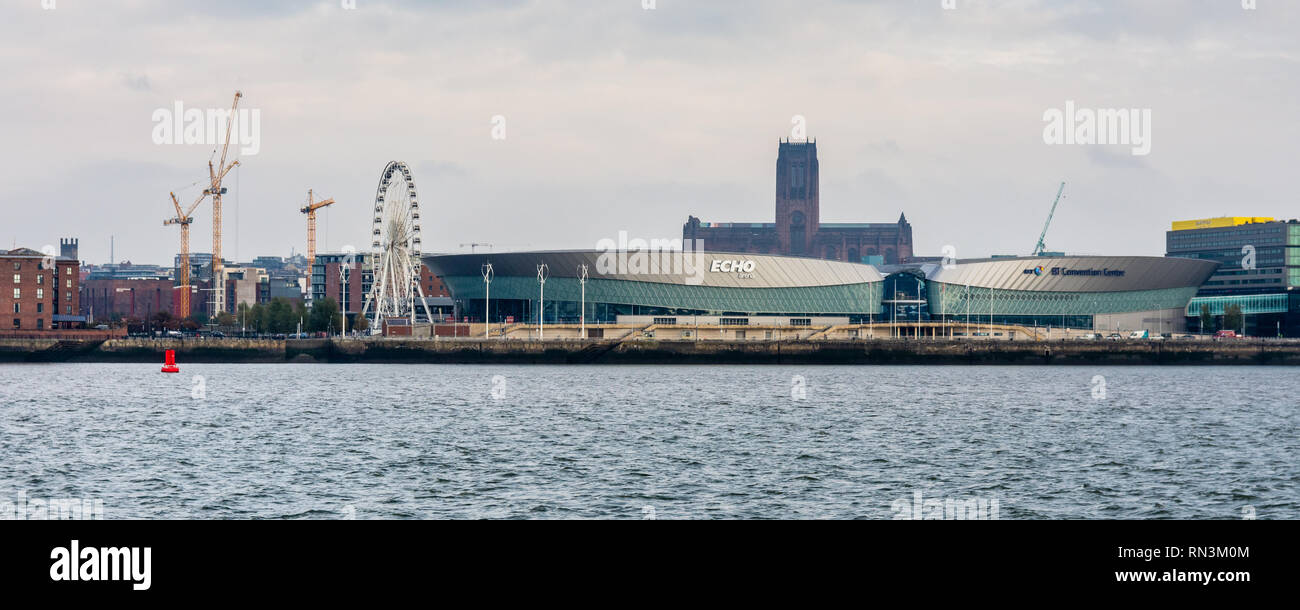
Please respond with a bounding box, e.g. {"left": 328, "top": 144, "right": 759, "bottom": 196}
{"left": 775, "top": 140, "right": 819, "bottom": 256}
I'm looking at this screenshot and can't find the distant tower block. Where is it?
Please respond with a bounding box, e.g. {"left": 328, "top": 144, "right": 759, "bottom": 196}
{"left": 60, "top": 238, "right": 79, "bottom": 261}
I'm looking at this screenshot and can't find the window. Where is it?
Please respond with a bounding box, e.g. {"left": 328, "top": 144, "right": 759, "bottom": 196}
{"left": 11, "top": 263, "right": 18, "bottom": 271}
{"left": 11, "top": 318, "right": 18, "bottom": 328}
{"left": 36, "top": 303, "right": 43, "bottom": 313}
{"left": 720, "top": 317, "right": 749, "bottom": 326}
{"left": 65, "top": 267, "right": 73, "bottom": 276}
{"left": 790, "top": 318, "right": 812, "bottom": 326}
{"left": 11, "top": 304, "right": 18, "bottom": 314}
{"left": 36, "top": 318, "right": 42, "bottom": 329}
{"left": 36, "top": 274, "right": 43, "bottom": 285}
{"left": 66, "top": 305, "right": 71, "bottom": 314}
{"left": 653, "top": 317, "right": 677, "bottom": 325}
{"left": 12, "top": 288, "right": 18, "bottom": 299}
{"left": 11, "top": 274, "right": 18, "bottom": 284}
{"left": 36, "top": 288, "right": 43, "bottom": 300}
{"left": 66, "top": 278, "right": 72, "bottom": 288}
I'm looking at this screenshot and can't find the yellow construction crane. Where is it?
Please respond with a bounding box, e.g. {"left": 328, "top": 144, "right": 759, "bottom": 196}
{"left": 300, "top": 188, "right": 336, "bottom": 272}
{"left": 164, "top": 191, "right": 208, "bottom": 319}
{"left": 205, "top": 90, "right": 243, "bottom": 315}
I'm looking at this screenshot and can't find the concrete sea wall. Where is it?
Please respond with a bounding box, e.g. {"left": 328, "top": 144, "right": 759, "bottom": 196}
{"left": 3, "top": 337, "right": 1300, "bottom": 365}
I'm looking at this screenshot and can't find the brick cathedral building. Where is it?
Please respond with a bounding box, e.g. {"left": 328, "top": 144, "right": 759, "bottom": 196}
{"left": 683, "top": 140, "right": 914, "bottom": 264}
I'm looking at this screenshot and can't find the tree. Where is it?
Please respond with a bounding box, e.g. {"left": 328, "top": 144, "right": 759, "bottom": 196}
{"left": 215, "top": 311, "right": 237, "bottom": 327}
{"left": 1199, "top": 304, "right": 1214, "bottom": 334}
{"left": 351, "top": 314, "right": 369, "bottom": 334}
{"left": 247, "top": 303, "right": 267, "bottom": 333}
{"left": 1223, "top": 304, "right": 1243, "bottom": 335}
{"left": 266, "top": 298, "right": 297, "bottom": 334}
{"left": 308, "top": 297, "right": 341, "bottom": 334}
{"left": 152, "top": 310, "right": 177, "bottom": 331}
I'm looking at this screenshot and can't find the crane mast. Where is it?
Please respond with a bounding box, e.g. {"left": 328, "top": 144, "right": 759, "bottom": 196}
{"left": 300, "top": 189, "right": 336, "bottom": 290}
{"left": 1032, "top": 182, "right": 1066, "bottom": 256}
{"left": 207, "top": 90, "right": 242, "bottom": 316}
{"left": 164, "top": 191, "right": 208, "bottom": 319}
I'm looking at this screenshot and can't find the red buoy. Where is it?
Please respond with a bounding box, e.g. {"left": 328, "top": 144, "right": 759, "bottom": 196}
{"left": 161, "top": 349, "right": 180, "bottom": 373}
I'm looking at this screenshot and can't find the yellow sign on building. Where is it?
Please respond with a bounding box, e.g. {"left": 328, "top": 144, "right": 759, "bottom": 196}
{"left": 1171, "top": 216, "right": 1275, "bottom": 231}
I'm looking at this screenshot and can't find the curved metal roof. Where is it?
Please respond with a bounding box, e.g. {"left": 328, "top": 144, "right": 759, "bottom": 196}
{"left": 927, "top": 256, "right": 1218, "bottom": 292}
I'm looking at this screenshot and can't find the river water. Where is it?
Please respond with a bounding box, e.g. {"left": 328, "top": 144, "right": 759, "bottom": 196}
{"left": 0, "top": 363, "right": 1294, "bottom": 519}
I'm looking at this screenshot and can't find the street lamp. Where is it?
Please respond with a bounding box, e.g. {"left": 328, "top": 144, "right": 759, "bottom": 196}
{"left": 578, "top": 263, "right": 588, "bottom": 339}
{"left": 339, "top": 260, "right": 350, "bottom": 337}
{"left": 536, "top": 263, "right": 549, "bottom": 340}
{"left": 482, "top": 262, "right": 494, "bottom": 339}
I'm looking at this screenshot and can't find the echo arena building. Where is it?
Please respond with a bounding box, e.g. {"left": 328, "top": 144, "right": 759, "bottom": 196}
{"left": 424, "top": 250, "right": 885, "bottom": 326}
{"left": 423, "top": 250, "right": 1218, "bottom": 334}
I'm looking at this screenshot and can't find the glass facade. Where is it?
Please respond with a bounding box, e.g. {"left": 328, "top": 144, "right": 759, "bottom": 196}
{"left": 441, "top": 275, "right": 883, "bottom": 324}
{"left": 927, "top": 282, "right": 1200, "bottom": 330}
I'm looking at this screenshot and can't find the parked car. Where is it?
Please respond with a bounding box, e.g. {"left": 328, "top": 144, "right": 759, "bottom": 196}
{"left": 1105, "top": 333, "right": 1123, "bottom": 341}
{"left": 1214, "top": 330, "right": 1240, "bottom": 339}
{"left": 165, "top": 330, "right": 183, "bottom": 338}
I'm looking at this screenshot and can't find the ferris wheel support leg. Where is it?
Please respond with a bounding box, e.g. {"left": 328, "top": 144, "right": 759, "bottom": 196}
{"left": 415, "top": 280, "right": 434, "bottom": 326}
{"left": 369, "top": 256, "right": 392, "bottom": 333}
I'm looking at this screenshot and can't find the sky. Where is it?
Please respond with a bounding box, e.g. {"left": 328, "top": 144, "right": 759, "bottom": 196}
{"left": 1, "top": 0, "right": 1297, "bottom": 265}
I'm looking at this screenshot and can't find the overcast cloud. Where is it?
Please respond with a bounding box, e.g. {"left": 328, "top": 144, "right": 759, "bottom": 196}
{"left": 1, "top": 0, "right": 1296, "bottom": 264}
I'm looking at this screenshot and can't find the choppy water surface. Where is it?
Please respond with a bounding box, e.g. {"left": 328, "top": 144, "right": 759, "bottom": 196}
{"left": 0, "top": 363, "right": 1295, "bottom": 519}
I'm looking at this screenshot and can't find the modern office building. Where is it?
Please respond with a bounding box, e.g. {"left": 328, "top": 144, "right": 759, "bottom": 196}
{"left": 683, "top": 140, "right": 915, "bottom": 264}
{"left": 1166, "top": 216, "right": 1300, "bottom": 336}
{"left": 425, "top": 251, "right": 1213, "bottom": 333}
{"left": 312, "top": 252, "right": 375, "bottom": 316}
{"left": 84, "top": 261, "right": 172, "bottom": 281}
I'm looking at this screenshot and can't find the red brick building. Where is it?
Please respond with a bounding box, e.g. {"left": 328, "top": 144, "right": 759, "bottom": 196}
{"left": 421, "top": 265, "right": 450, "bottom": 299}
{"left": 683, "top": 140, "right": 915, "bottom": 264}
{"left": 80, "top": 278, "right": 177, "bottom": 321}
{"left": 0, "top": 247, "right": 82, "bottom": 330}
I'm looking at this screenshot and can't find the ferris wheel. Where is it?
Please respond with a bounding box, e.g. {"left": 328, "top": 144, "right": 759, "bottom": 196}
{"left": 362, "top": 161, "right": 434, "bottom": 330}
